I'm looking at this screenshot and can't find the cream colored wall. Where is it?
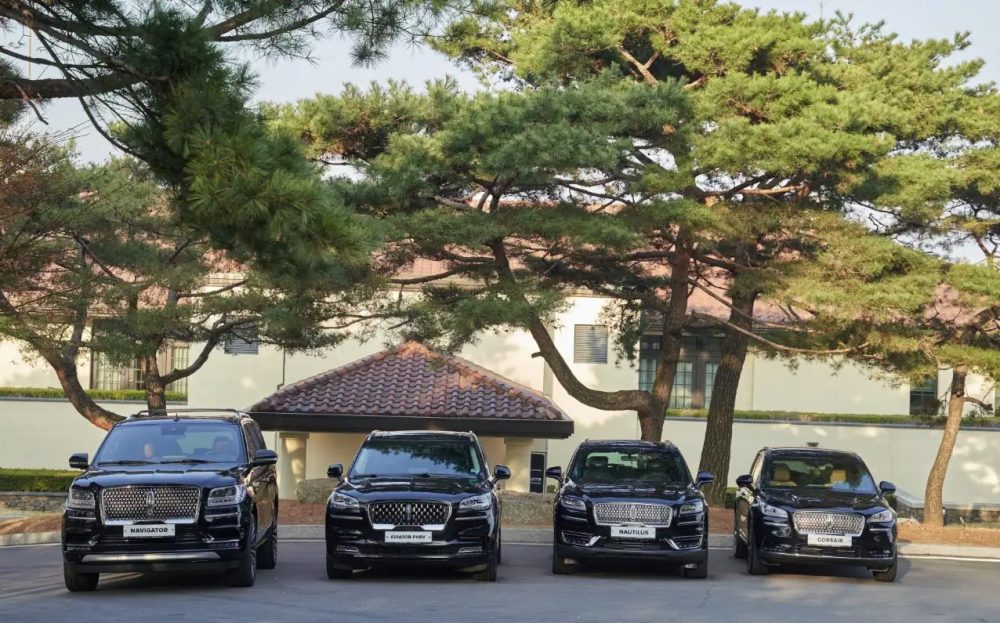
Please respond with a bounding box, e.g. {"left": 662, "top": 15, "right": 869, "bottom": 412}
{"left": 0, "top": 399, "right": 131, "bottom": 469}
{"left": 304, "top": 432, "right": 368, "bottom": 479}
{"left": 0, "top": 340, "right": 80, "bottom": 388}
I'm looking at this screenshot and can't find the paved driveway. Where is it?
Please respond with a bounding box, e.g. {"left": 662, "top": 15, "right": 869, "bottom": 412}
{"left": 1, "top": 543, "right": 996, "bottom": 622}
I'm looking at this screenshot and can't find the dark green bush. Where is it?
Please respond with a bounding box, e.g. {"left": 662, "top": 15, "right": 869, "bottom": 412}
{"left": 668, "top": 409, "right": 1000, "bottom": 428}
{"left": 0, "top": 387, "right": 186, "bottom": 402}
{"left": 0, "top": 468, "right": 80, "bottom": 492}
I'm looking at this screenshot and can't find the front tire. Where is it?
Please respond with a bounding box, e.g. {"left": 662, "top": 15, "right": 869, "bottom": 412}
{"left": 747, "top": 523, "right": 769, "bottom": 576}
{"left": 873, "top": 556, "right": 898, "bottom": 583}
{"left": 63, "top": 561, "right": 98, "bottom": 592}
{"left": 474, "top": 552, "right": 498, "bottom": 582}
{"left": 552, "top": 548, "right": 576, "bottom": 575}
{"left": 257, "top": 524, "right": 277, "bottom": 570}
{"left": 224, "top": 517, "right": 258, "bottom": 587}
{"left": 733, "top": 514, "right": 748, "bottom": 559}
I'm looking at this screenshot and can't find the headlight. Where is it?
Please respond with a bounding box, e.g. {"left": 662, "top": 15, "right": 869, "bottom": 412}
{"left": 868, "top": 508, "right": 895, "bottom": 523}
{"left": 758, "top": 502, "right": 788, "bottom": 520}
{"left": 329, "top": 492, "right": 360, "bottom": 510}
{"left": 66, "top": 487, "right": 95, "bottom": 510}
{"left": 560, "top": 496, "right": 587, "bottom": 512}
{"left": 459, "top": 493, "right": 492, "bottom": 511}
{"left": 679, "top": 500, "right": 704, "bottom": 515}
{"left": 207, "top": 485, "right": 246, "bottom": 507}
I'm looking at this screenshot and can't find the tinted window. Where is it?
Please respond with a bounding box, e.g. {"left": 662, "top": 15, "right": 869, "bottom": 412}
{"left": 569, "top": 448, "right": 690, "bottom": 486}
{"left": 350, "top": 438, "right": 484, "bottom": 479}
{"left": 763, "top": 454, "right": 877, "bottom": 495}
{"left": 95, "top": 421, "right": 246, "bottom": 465}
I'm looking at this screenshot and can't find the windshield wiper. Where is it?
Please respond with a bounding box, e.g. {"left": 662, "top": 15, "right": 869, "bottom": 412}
{"left": 98, "top": 460, "right": 153, "bottom": 466}
{"left": 160, "top": 458, "right": 213, "bottom": 464}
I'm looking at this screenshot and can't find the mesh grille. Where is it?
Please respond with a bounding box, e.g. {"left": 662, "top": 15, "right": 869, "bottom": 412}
{"left": 792, "top": 511, "right": 864, "bottom": 536}
{"left": 593, "top": 503, "right": 673, "bottom": 527}
{"left": 368, "top": 501, "right": 451, "bottom": 527}
{"left": 101, "top": 486, "right": 200, "bottom": 524}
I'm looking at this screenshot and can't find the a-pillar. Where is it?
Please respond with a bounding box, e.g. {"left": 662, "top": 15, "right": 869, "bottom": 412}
{"left": 503, "top": 438, "right": 533, "bottom": 493}
{"left": 278, "top": 432, "right": 309, "bottom": 500}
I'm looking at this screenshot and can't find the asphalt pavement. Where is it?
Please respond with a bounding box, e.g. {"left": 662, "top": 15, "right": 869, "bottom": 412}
{"left": 1, "top": 542, "right": 997, "bottom": 622}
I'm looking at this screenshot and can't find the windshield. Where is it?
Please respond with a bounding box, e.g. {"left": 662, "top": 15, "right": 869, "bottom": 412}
{"left": 94, "top": 421, "right": 246, "bottom": 465}
{"left": 569, "top": 448, "right": 690, "bottom": 486}
{"left": 763, "top": 454, "right": 877, "bottom": 495}
{"left": 350, "top": 438, "right": 485, "bottom": 480}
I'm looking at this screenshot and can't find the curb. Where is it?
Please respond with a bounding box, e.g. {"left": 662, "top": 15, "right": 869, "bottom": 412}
{"left": 5, "top": 526, "right": 1000, "bottom": 561}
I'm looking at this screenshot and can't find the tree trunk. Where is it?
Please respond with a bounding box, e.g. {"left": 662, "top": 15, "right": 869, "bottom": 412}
{"left": 142, "top": 354, "right": 167, "bottom": 412}
{"left": 699, "top": 290, "right": 757, "bottom": 507}
{"left": 52, "top": 360, "right": 123, "bottom": 431}
{"left": 923, "top": 365, "right": 967, "bottom": 527}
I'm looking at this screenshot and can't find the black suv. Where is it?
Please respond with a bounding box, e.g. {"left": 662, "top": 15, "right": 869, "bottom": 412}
{"left": 325, "top": 431, "right": 510, "bottom": 582}
{"left": 62, "top": 410, "right": 279, "bottom": 591}
{"left": 547, "top": 440, "right": 714, "bottom": 578}
{"left": 733, "top": 447, "right": 898, "bottom": 582}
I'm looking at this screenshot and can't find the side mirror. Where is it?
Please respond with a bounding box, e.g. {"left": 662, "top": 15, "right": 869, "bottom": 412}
{"left": 696, "top": 471, "right": 715, "bottom": 487}
{"left": 327, "top": 463, "right": 343, "bottom": 479}
{"left": 252, "top": 449, "right": 278, "bottom": 466}
{"left": 735, "top": 474, "right": 753, "bottom": 489}
{"left": 879, "top": 481, "right": 897, "bottom": 495}
{"left": 545, "top": 466, "right": 562, "bottom": 480}
{"left": 69, "top": 453, "right": 89, "bottom": 470}
{"left": 493, "top": 465, "right": 511, "bottom": 481}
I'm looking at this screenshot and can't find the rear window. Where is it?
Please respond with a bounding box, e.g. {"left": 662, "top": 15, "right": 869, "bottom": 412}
{"left": 94, "top": 421, "right": 246, "bottom": 465}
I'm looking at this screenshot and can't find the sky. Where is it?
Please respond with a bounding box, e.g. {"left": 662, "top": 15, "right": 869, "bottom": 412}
{"left": 20, "top": 0, "right": 1000, "bottom": 162}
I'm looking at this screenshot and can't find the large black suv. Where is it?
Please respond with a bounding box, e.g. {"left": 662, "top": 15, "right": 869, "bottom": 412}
{"left": 62, "top": 410, "right": 279, "bottom": 591}
{"left": 547, "top": 439, "right": 714, "bottom": 578}
{"left": 325, "top": 431, "right": 510, "bottom": 582}
{"left": 733, "top": 447, "right": 898, "bottom": 582}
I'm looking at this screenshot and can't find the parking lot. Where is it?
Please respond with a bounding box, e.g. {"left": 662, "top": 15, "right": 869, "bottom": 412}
{"left": 1, "top": 542, "right": 997, "bottom": 622}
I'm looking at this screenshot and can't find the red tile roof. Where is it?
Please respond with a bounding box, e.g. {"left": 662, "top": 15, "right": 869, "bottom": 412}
{"left": 248, "top": 342, "right": 572, "bottom": 427}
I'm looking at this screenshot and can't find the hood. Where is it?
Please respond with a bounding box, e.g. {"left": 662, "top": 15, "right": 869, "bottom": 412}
{"left": 763, "top": 488, "right": 886, "bottom": 512}
{"left": 74, "top": 463, "right": 242, "bottom": 490}
{"left": 337, "top": 476, "right": 489, "bottom": 503}
{"left": 565, "top": 481, "right": 701, "bottom": 506}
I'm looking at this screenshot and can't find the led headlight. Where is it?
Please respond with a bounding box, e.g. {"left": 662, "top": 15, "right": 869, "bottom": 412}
{"left": 329, "top": 492, "right": 360, "bottom": 510}
{"left": 459, "top": 493, "right": 492, "bottom": 511}
{"left": 868, "top": 508, "right": 895, "bottom": 523}
{"left": 560, "top": 496, "right": 587, "bottom": 512}
{"left": 679, "top": 500, "right": 705, "bottom": 515}
{"left": 207, "top": 484, "right": 246, "bottom": 507}
{"left": 66, "top": 487, "right": 95, "bottom": 510}
{"left": 758, "top": 502, "right": 788, "bottom": 520}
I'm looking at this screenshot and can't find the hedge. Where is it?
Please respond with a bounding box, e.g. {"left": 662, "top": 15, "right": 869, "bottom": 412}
{"left": 668, "top": 409, "right": 1000, "bottom": 428}
{"left": 0, "top": 468, "right": 80, "bottom": 492}
{"left": 0, "top": 387, "right": 186, "bottom": 402}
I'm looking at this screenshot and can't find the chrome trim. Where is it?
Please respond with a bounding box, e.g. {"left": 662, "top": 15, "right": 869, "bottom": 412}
{"left": 100, "top": 485, "right": 201, "bottom": 526}
{"left": 366, "top": 500, "right": 452, "bottom": 530}
{"left": 792, "top": 511, "right": 864, "bottom": 537}
{"left": 81, "top": 552, "right": 220, "bottom": 563}
{"left": 667, "top": 536, "right": 704, "bottom": 550}
{"left": 593, "top": 502, "right": 673, "bottom": 527}
{"left": 331, "top": 514, "right": 364, "bottom": 520}
{"left": 372, "top": 523, "right": 446, "bottom": 531}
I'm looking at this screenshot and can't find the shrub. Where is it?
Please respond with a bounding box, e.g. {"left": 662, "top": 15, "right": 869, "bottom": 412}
{"left": 0, "top": 468, "right": 79, "bottom": 492}
{"left": 0, "top": 387, "right": 186, "bottom": 402}
{"left": 667, "top": 409, "right": 1000, "bottom": 428}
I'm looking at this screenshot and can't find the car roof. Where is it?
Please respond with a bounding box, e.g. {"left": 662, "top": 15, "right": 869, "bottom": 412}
{"left": 579, "top": 439, "right": 680, "bottom": 452}
{"left": 368, "top": 430, "right": 475, "bottom": 439}
{"left": 764, "top": 447, "right": 864, "bottom": 461}
{"left": 121, "top": 415, "right": 244, "bottom": 425}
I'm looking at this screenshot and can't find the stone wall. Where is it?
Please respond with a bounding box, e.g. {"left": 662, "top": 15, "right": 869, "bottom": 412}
{"left": 0, "top": 492, "right": 66, "bottom": 513}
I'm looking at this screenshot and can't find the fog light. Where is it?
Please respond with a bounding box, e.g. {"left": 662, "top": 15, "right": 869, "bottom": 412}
{"left": 336, "top": 545, "right": 359, "bottom": 554}
{"left": 458, "top": 546, "right": 483, "bottom": 555}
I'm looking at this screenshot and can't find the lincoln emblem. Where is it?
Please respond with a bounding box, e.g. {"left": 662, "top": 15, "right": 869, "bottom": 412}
{"left": 145, "top": 490, "right": 156, "bottom": 517}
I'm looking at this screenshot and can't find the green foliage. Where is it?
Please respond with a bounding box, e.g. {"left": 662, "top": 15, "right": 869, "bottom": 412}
{"left": 0, "top": 468, "right": 80, "bottom": 492}
{"left": 668, "top": 409, "right": 1000, "bottom": 428}
{"left": 0, "top": 387, "right": 186, "bottom": 402}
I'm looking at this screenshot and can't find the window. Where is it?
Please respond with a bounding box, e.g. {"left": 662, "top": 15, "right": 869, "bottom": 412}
{"left": 91, "top": 343, "right": 190, "bottom": 396}
{"left": 637, "top": 332, "right": 721, "bottom": 410}
{"left": 909, "top": 377, "right": 939, "bottom": 416}
{"left": 573, "top": 325, "right": 608, "bottom": 363}
{"left": 225, "top": 325, "right": 260, "bottom": 355}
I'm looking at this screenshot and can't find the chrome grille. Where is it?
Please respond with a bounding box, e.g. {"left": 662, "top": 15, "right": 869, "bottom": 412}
{"left": 792, "top": 511, "right": 864, "bottom": 537}
{"left": 593, "top": 503, "right": 673, "bottom": 527}
{"left": 101, "top": 486, "right": 200, "bottom": 525}
{"left": 368, "top": 501, "right": 451, "bottom": 528}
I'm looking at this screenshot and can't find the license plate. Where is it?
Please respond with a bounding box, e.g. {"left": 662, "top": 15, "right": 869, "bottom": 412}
{"left": 385, "top": 531, "right": 432, "bottom": 544}
{"left": 123, "top": 524, "right": 175, "bottom": 538}
{"left": 610, "top": 525, "right": 656, "bottom": 539}
{"left": 807, "top": 534, "right": 852, "bottom": 547}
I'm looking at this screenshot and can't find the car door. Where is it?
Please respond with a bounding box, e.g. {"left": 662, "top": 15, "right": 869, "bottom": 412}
{"left": 242, "top": 421, "right": 271, "bottom": 534}
{"left": 735, "top": 451, "right": 764, "bottom": 542}
{"left": 253, "top": 422, "right": 278, "bottom": 526}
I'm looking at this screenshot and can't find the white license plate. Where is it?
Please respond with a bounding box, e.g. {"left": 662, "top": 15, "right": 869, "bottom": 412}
{"left": 807, "top": 534, "right": 853, "bottom": 548}
{"left": 385, "top": 531, "right": 432, "bottom": 544}
{"left": 123, "top": 524, "right": 175, "bottom": 538}
{"left": 610, "top": 525, "right": 656, "bottom": 539}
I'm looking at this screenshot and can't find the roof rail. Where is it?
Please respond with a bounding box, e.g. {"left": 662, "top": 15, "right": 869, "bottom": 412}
{"left": 129, "top": 408, "right": 247, "bottom": 420}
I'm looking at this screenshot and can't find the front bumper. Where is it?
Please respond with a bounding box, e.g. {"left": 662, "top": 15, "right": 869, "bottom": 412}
{"left": 754, "top": 516, "right": 897, "bottom": 570}
{"left": 554, "top": 508, "right": 708, "bottom": 565}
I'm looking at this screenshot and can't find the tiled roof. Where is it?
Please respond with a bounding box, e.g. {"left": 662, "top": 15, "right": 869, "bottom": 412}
{"left": 248, "top": 341, "right": 571, "bottom": 424}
